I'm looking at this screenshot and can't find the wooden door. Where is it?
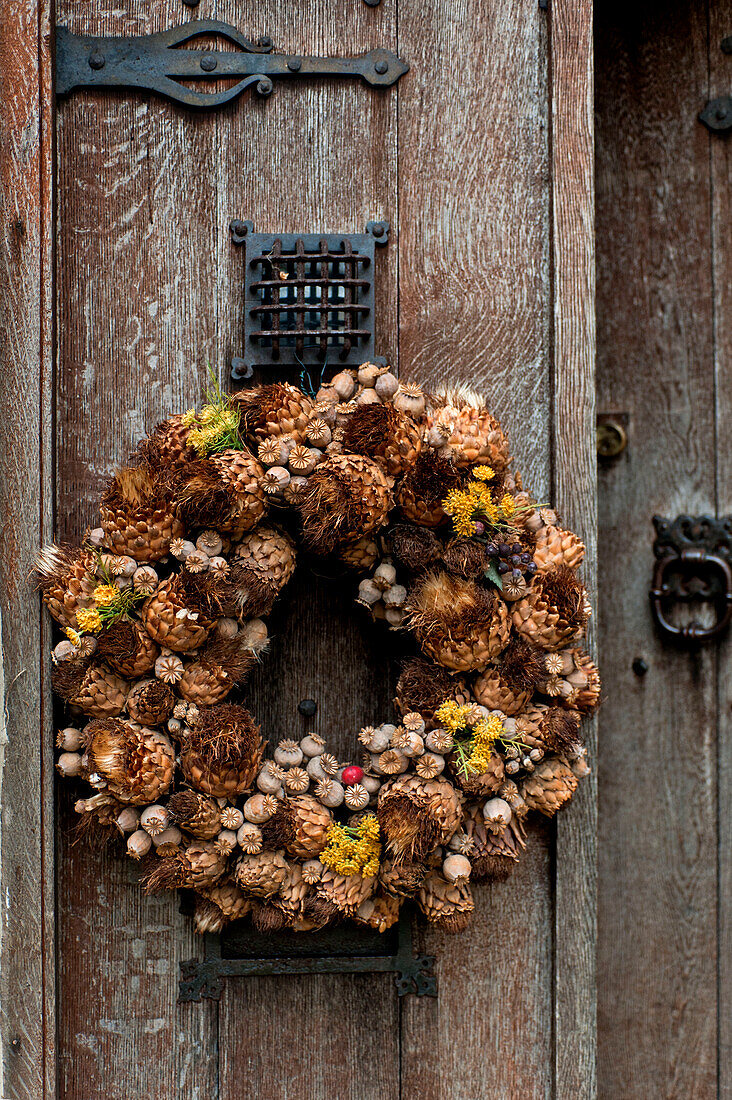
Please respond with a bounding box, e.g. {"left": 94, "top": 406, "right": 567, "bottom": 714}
{"left": 0, "top": 1, "right": 595, "bottom": 1097}
{"left": 596, "top": 0, "right": 731, "bottom": 1096}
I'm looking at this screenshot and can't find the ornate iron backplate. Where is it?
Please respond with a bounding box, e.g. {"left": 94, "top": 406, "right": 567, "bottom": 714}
{"left": 650, "top": 515, "right": 732, "bottom": 644}
{"left": 179, "top": 908, "right": 437, "bottom": 1001}
{"left": 55, "top": 21, "right": 409, "bottom": 111}
{"left": 229, "top": 220, "right": 389, "bottom": 381}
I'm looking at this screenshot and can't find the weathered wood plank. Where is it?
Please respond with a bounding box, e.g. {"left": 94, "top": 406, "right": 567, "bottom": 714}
{"left": 709, "top": 4, "right": 732, "bottom": 1094}
{"left": 397, "top": 1, "right": 555, "bottom": 1096}
{"left": 595, "top": 2, "right": 718, "bottom": 1095}
{"left": 213, "top": 3, "right": 401, "bottom": 1094}
{"left": 550, "top": 1, "right": 596, "bottom": 1096}
{"left": 55, "top": 3, "right": 220, "bottom": 1096}
{"left": 0, "top": 0, "right": 55, "bottom": 1095}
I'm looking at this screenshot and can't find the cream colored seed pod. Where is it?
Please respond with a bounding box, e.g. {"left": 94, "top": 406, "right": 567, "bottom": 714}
{"left": 442, "top": 853, "right": 472, "bottom": 885}
{"left": 257, "top": 762, "right": 285, "bottom": 794}
{"left": 284, "top": 766, "right": 310, "bottom": 793}
{"left": 216, "top": 617, "right": 239, "bottom": 639}
{"left": 356, "top": 388, "right": 380, "bottom": 405}
{"left": 239, "top": 618, "right": 269, "bottom": 654}
{"left": 214, "top": 829, "right": 238, "bottom": 856}
{"left": 383, "top": 584, "right": 407, "bottom": 608}
{"left": 274, "top": 739, "right": 303, "bottom": 768}
{"left": 306, "top": 755, "right": 328, "bottom": 781}
{"left": 153, "top": 826, "right": 183, "bottom": 854}
{"left": 133, "top": 565, "right": 159, "bottom": 594}
{"left": 344, "top": 783, "right": 369, "bottom": 811}
{"left": 115, "top": 807, "right": 140, "bottom": 834}
{"left": 185, "top": 550, "right": 210, "bottom": 574}
{"left": 393, "top": 730, "right": 424, "bottom": 758}
{"left": 358, "top": 725, "right": 390, "bottom": 753}
{"left": 155, "top": 653, "right": 184, "bottom": 684}
{"left": 373, "top": 562, "right": 397, "bottom": 589}
{"left": 306, "top": 418, "right": 332, "bottom": 447}
{"left": 262, "top": 466, "right": 290, "bottom": 494}
{"left": 402, "top": 713, "right": 426, "bottom": 735}
{"left": 357, "top": 578, "right": 382, "bottom": 607}
{"left": 243, "top": 792, "right": 278, "bottom": 824}
{"left": 288, "top": 444, "right": 318, "bottom": 476}
{"left": 393, "top": 384, "right": 426, "bottom": 418}
{"left": 315, "top": 778, "right": 345, "bottom": 808}
{"left": 361, "top": 774, "right": 382, "bottom": 795}
{"left": 140, "top": 804, "right": 171, "bottom": 837}
{"left": 378, "top": 749, "right": 409, "bottom": 775}
{"left": 302, "top": 859, "right": 324, "bottom": 884}
{"left": 283, "top": 475, "right": 309, "bottom": 504}
{"left": 358, "top": 362, "right": 383, "bottom": 388}
{"left": 170, "top": 538, "right": 196, "bottom": 561}
{"left": 415, "top": 753, "right": 445, "bottom": 779}
{"left": 482, "top": 797, "right": 513, "bottom": 835}
{"left": 331, "top": 370, "right": 357, "bottom": 400}
{"left": 56, "top": 752, "right": 82, "bottom": 778}
{"left": 57, "top": 726, "right": 83, "bottom": 751}
{"left": 237, "top": 821, "right": 263, "bottom": 854}
{"left": 53, "top": 640, "right": 76, "bottom": 663}
{"left": 196, "top": 530, "right": 223, "bottom": 557}
{"left": 374, "top": 371, "right": 399, "bottom": 400}
{"left": 127, "top": 829, "right": 152, "bottom": 860}
{"left": 301, "top": 733, "right": 326, "bottom": 757}
{"left": 220, "top": 806, "right": 244, "bottom": 831}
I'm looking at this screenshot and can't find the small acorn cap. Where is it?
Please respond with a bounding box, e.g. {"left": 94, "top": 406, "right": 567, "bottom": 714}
{"left": 57, "top": 726, "right": 83, "bottom": 751}
{"left": 114, "top": 807, "right": 140, "bottom": 834}
{"left": 301, "top": 733, "right": 326, "bottom": 757}
{"left": 152, "top": 825, "right": 183, "bottom": 852}
{"left": 140, "top": 804, "right": 171, "bottom": 837}
{"left": 443, "top": 853, "right": 472, "bottom": 884}
{"left": 127, "top": 829, "right": 152, "bottom": 860}
{"left": 56, "top": 752, "right": 83, "bottom": 777}
{"left": 237, "top": 821, "right": 263, "bottom": 853}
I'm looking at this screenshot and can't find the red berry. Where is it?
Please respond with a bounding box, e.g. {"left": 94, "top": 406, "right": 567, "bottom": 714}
{"left": 342, "top": 765, "right": 364, "bottom": 786}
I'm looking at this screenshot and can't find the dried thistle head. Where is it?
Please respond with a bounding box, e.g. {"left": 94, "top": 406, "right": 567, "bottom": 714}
{"left": 260, "top": 802, "right": 296, "bottom": 849}
{"left": 442, "top": 538, "right": 491, "bottom": 579}
{"left": 377, "top": 795, "right": 442, "bottom": 864}
{"left": 395, "top": 657, "right": 469, "bottom": 724}
{"left": 185, "top": 703, "right": 263, "bottom": 770}
{"left": 398, "top": 448, "right": 463, "bottom": 503}
{"left": 498, "top": 637, "right": 547, "bottom": 691}
{"left": 406, "top": 571, "right": 501, "bottom": 634}
{"left": 219, "top": 561, "right": 279, "bottom": 620}
{"left": 164, "top": 459, "right": 234, "bottom": 530}
{"left": 389, "top": 524, "right": 442, "bottom": 572}
{"left": 536, "top": 567, "right": 589, "bottom": 629}
{"left": 194, "top": 635, "right": 258, "bottom": 685}
{"left": 540, "top": 707, "right": 583, "bottom": 756}
{"left": 102, "top": 463, "right": 161, "bottom": 510}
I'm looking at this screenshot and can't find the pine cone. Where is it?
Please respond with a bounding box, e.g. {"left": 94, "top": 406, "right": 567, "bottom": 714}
{"left": 286, "top": 795, "right": 333, "bottom": 859}
{"left": 100, "top": 466, "right": 183, "bottom": 563}
{"left": 316, "top": 868, "right": 376, "bottom": 916}
{"left": 338, "top": 536, "right": 380, "bottom": 571}
{"left": 194, "top": 879, "right": 253, "bottom": 933}
{"left": 208, "top": 448, "right": 268, "bottom": 538}
{"left": 407, "top": 572, "right": 511, "bottom": 672}
{"left": 178, "top": 637, "right": 257, "bottom": 706}
{"left": 144, "top": 842, "right": 227, "bottom": 891}
{"left": 426, "top": 390, "right": 511, "bottom": 470}
{"left": 378, "top": 858, "right": 427, "bottom": 898}
{"left": 512, "top": 567, "right": 589, "bottom": 650}
{"left": 126, "top": 678, "right": 176, "bottom": 725}
{"left": 516, "top": 704, "right": 583, "bottom": 758}
{"left": 472, "top": 665, "right": 531, "bottom": 715}
{"left": 52, "top": 659, "right": 128, "bottom": 718}
{"left": 521, "top": 758, "right": 579, "bottom": 816}
{"left": 417, "top": 870, "right": 474, "bottom": 932}
{"left": 180, "top": 703, "right": 264, "bottom": 798}
{"left": 378, "top": 774, "right": 462, "bottom": 864}
{"left": 355, "top": 892, "right": 402, "bottom": 932}
{"left": 82, "top": 718, "right": 175, "bottom": 803}
{"left": 463, "top": 803, "right": 526, "bottom": 880}
{"left": 233, "top": 524, "right": 297, "bottom": 589}
{"left": 472, "top": 637, "right": 546, "bottom": 715}
{"left": 533, "top": 524, "right": 585, "bottom": 573}
{"left": 168, "top": 790, "right": 222, "bottom": 839}
{"left": 35, "top": 544, "right": 98, "bottom": 628}
{"left": 299, "top": 454, "right": 393, "bottom": 554}
{"left": 233, "top": 383, "right": 315, "bottom": 446}
{"left": 148, "top": 414, "right": 193, "bottom": 467}
{"left": 234, "top": 850, "right": 289, "bottom": 898}
{"left": 272, "top": 861, "right": 310, "bottom": 920}
{"left": 142, "top": 575, "right": 212, "bottom": 653}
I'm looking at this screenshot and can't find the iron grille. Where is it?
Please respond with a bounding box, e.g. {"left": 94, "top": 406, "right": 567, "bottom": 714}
{"left": 230, "top": 220, "right": 388, "bottom": 379}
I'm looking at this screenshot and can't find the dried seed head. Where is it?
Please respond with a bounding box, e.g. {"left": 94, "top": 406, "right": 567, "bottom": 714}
{"left": 243, "top": 792, "right": 278, "bottom": 824}
{"left": 300, "top": 733, "right": 326, "bottom": 757}
{"left": 302, "top": 859, "right": 324, "bottom": 884}
{"left": 208, "top": 556, "right": 230, "bottom": 579}
{"left": 140, "top": 805, "right": 171, "bottom": 837}
{"left": 284, "top": 766, "right": 309, "bottom": 793}
{"left": 306, "top": 418, "right": 332, "bottom": 447}
{"left": 258, "top": 438, "right": 286, "bottom": 466}
{"left": 127, "top": 829, "right": 152, "bottom": 860}
{"left": 424, "top": 728, "right": 454, "bottom": 753}
{"left": 344, "top": 782, "right": 370, "bottom": 810}
{"left": 133, "top": 565, "right": 158, "bottom": 594}
{"left": 57, "top": 726, "right": 82, "bottom": 752}
{"left": 56, "top": 752, "right": 83, "bottom": 777}
{"left": 220, "top": 806, "right": 245, "bottom": 831}
{"left": 155, "top": 653, "right": 184, "bottom": 683}
{"left": 289, "top": 444, "right": 317, "bottom": 475}
{"left": 415, "top": 753, "right": 444, "bottom": 779}
{"left": 378, "top": 749, "right": 408, "bottom": 775}
{"left": 262, "top": 466, "right": 290, "bottom": 494}
{"left": 214, "top": 829, "right": 238, "bottom": 856}
{"left": 237, "top": 821, "right": 263, "bottom": 853}
{"left": 442, "top": 853, "right": 472, "bottom": 884}
{"left": 402, "top": 712, "right": 426, "bottom": 734}
{"left": 319, "top": 752, "right": 339, "bottom": 776}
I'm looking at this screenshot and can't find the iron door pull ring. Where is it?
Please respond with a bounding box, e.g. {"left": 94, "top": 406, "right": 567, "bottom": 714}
{"left": 650, "top": 515, "right": 732, "bottom": 645}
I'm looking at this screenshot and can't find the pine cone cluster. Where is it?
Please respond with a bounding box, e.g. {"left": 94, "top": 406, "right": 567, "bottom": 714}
{"left": 41, "top": 374, "right": 596, "bottom": 937}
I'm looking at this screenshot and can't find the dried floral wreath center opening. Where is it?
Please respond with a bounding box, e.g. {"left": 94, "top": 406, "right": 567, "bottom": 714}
{"left": 39, "top": 367, "right": 598, "bottom": 938}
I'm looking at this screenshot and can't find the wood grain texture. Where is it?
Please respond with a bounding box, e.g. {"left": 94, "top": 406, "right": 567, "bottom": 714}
{"left": 549, "top": 1, "right": 596, "bottom": 1096}
{"left": 55, "top": 3, "right": 219, "bottom": 1096}
{"left": 397, "top": 2, "right": 559, "bottom": 1096}
{"left": 709, "top": 4, "right": 732, "bottom": 1094}
{"left": 212, "top": 3, "right": 401, "bottom": 1094}
{"left": 0, "top": 0, "right": 55, "bottom": 1096}
{"left": 596, "top": 2, "right": 718, "bottom": 1095}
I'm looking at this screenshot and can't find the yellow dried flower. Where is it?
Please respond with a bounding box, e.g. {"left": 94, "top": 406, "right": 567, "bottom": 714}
{"left": 181, "top": 408, "right": 197, "bottom": 427}
{"left": 75, "top": 608, "right": 102, "bottom": 633}
{"left": 92, "top": 584, "right": 120, "bottom": 608}
{"left": 64, "top": 628, "right": 83, "bottom": 647}
{"left": 500, "top": 493, "right": 516, "bottom": 518}
{"left": 320, "top": 814, "right": 381, "bottom": 877}
{"left": 472, "top": 465, "right": 495, "bottom": 481}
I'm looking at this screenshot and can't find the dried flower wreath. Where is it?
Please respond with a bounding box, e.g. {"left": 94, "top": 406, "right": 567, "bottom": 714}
{"left": 37, "top": 366, "right": 598, "bottom": 936}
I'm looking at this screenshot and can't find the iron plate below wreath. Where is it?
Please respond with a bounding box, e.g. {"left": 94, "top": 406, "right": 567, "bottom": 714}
{"left": 179, "top": 908, "right": 437, "bottom": 1001}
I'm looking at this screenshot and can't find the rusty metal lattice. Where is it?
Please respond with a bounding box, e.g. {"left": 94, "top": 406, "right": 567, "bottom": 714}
{"left": 230, "top": 220, "right": 389, "bottom": 380}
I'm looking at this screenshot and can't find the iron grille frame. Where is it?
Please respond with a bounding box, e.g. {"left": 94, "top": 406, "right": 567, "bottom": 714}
{"left": 230, "top": 219, "right": 389, "bottom": 380}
